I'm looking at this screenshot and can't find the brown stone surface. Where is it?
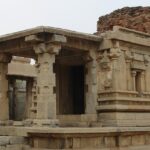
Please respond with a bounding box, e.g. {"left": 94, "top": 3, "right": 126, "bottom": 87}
{"left": 97, "top": 6, "right": 150, "bottom": 34}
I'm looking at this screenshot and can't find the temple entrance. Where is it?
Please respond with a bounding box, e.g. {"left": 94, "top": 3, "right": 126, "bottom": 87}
{"left": 56, "top": 49, "right": 85, "bottom": 115}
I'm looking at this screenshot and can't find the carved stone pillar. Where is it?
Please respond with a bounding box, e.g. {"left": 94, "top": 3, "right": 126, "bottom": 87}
{"left": 109, "top": 48, "right": 121, "bottom": 90}
{"left": 0, "top": 54, "right": 11, "bottom": 121}
{"left": 33, "top": 43, "right": 60, "bottom": 125}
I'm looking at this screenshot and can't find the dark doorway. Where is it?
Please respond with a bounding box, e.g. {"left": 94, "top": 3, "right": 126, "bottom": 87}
{"left": 57, "top": 65, "right": 85, "bottom": 115}
{"left": 70, "top": 66, "right": 85, "bottom": 114}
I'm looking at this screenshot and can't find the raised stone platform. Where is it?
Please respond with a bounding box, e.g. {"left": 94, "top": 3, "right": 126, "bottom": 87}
{"left": 0, "top": 126, "right": 150, "bottom": 149}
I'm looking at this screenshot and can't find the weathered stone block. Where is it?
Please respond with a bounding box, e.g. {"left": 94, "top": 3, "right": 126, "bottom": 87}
{"left": 132, "top": 135, "right": 145, "bottom": 146}
{"left": 73, "top": 138, "right": 80, "bottom": 148}
{"left": 51, "top": 34, "right": 67, "bottom": 43}
{"left": 6, "top": 144, "right": 23, "bottom": 150}
{"left": 9, "top": 136, "right": 27, "bottom": 145}
{"left": 0, "top": 146, "right": 6, "bottom": 150}
{"left": 119, "top": 136, "right": 131, "bottom": 147}
{"left": 0, "top": 137, "right": 10, "bottom": 146}
{"left": 13, "top": 121, "right": 24, "bottom": 127}
{"left": 104, "top": 136, "right": 116, "bottom": 147}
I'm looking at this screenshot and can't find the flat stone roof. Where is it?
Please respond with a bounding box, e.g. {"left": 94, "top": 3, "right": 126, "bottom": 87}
{"left": 0, "top": 26, "right": 102, "bottom": 42}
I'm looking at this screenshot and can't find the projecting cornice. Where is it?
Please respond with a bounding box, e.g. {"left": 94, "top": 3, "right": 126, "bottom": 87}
{"left": 104, "top": 26, "right": 150, "bottom": 47}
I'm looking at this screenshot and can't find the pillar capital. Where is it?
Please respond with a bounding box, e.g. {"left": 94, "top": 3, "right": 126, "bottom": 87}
{"left": 33, "top": 43, "right": 61, "bottom": 55}
{"left": 0, "top": 53, "right": 12, "bottom": 63}
{"left": 131, "top": 70, "right": 137, "bottom": 77}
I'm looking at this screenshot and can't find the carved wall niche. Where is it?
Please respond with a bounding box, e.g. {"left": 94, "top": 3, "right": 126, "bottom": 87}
{"left": 128, "top": 52, "right": 150, "bottom": 93}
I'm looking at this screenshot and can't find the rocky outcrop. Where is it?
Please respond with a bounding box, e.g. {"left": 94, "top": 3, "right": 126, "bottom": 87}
{"left": 97, "top": 7, "right": 150, "bottom": 34}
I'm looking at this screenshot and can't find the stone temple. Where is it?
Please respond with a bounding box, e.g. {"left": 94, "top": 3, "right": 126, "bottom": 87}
{"left": 0, "top": 6, "right": 149, "bottom": 149}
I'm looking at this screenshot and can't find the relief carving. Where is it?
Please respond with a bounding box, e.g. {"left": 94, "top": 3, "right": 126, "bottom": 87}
{"left": 98, "top": 50, "right": 111, "bottom": 70}
{"left": 97, "top": 50, "right": 112, "bottom": 90}
{"left": 104, "top": 75, "right": 112, "bottom": 89}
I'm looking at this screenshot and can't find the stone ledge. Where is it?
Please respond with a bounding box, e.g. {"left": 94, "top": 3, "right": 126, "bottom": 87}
{"left": 96, "top": 104, "right": 150, "bottom": 112}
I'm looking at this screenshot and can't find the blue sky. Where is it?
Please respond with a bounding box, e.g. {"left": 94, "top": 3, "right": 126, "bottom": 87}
{"left": 0, "top": 0, "right": 149, "bottom": 34}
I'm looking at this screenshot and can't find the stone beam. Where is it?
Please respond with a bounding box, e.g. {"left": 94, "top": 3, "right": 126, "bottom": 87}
{"left": 63, "top": 38, "right": 100, "bottom": 51}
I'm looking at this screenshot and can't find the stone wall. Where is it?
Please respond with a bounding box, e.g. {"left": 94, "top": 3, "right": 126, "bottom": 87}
{"left": 0, "top": 136, "right": 29, "bottom": 150}
{"left": 97, "top": 6, "right": 150, "bottom": 34}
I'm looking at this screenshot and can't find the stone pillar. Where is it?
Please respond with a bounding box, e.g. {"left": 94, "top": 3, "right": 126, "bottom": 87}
{"left": 30, "top": 78, "right": 37, "bottom": 119}
{"left": 9, "top": 78, "right": 16, "bottom": 120}
{"left": 85, "top": 51, "right": 98, "bottom": 114}
{"left": 25, "top": 78, "right": 33, "bottom": 119}
{"left": 0, "top": 54, "right": 11, "bottom": 121}
{"left": 109, "top": 48, "right": 121, "bottom": 90}
{"left": 131, "top": 71, "right": 136, "bottom": 91}
{"left": 125, "top": 50, "right": 132, "bottom": 91}
{"left": 140, "top": 72, "right": 145, "bottom": 92}
{"left": 126, "top": 60, "right": 132, "bottom": 91}
{"left": 33, "top": 43, "right": 60, "bottom": 126}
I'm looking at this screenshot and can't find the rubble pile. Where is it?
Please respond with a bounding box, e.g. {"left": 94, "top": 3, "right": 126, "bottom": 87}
{"left": 97, "top": 7, "right": 150, "bottom": 34}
